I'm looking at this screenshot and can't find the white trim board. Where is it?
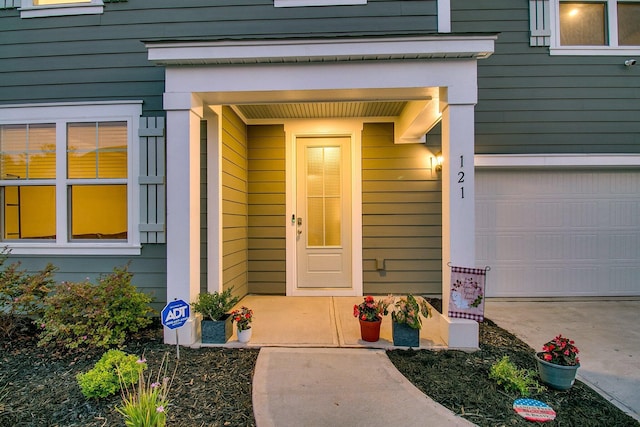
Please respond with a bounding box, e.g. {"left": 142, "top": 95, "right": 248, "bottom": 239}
{"left": 147, "top": 35, "right": 496, "bottom": 65}
{"left": 475, "top": 154, "right": 640, "bottom": 168}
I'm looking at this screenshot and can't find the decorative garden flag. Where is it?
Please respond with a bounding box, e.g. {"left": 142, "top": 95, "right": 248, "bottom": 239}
{"left": 448, "top": 265, "right": 488, "bottom": 322}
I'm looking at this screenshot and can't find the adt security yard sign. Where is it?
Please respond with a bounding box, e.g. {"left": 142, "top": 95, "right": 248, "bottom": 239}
{"left": 161, "top": 299, "right": 190, "bottom": 330}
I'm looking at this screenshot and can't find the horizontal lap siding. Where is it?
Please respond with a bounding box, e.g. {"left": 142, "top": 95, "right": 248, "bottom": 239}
{"left": 0, "top": 0, "right": 437, "bottom": 116}
{"left": 222, "top": 107, "right": 249, "bottom": 299}
{"left": 362, "top": 123, "right": 442, "bottom": 295}
{"left": 8, "top": 244, "right": 168, "bottom": 313}
{"left": 451, "top": 0, "right": 640, "bottom": 154}
{"left": 247, "top": 125, "right": 286, "bottom": 294}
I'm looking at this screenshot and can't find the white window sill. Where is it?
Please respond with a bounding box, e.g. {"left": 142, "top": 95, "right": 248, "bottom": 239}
{"left": 20, "top": 3, "right": 103, "bottom": 18}
{"left": 4, "top": 243, "right": 142, "bottom": 256}
{"left": 550, "top": 46, "right": 640, "bottom": 56}
{"left": 275, "top": 0, "right": 365, "bottom": 7}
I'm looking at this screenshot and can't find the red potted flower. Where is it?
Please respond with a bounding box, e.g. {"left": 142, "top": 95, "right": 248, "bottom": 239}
{"left": 353, "top": 295, "right": 392, "bottom": 342}
{"left": 536, "top": 334, "right": 580, "bottom": 390}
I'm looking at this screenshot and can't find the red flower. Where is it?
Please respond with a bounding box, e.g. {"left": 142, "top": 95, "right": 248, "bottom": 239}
{"left": 544, "top": 354, "right": 552, "bottom": 361}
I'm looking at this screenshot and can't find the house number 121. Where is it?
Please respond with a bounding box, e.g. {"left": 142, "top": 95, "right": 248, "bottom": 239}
{"left": 458, "top": 155, "right": 465, "bottom": 199}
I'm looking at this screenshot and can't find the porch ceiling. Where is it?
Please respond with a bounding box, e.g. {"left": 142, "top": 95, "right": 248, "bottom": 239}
{"left": 234, "top": 101, "right": 407, "bottom": 120}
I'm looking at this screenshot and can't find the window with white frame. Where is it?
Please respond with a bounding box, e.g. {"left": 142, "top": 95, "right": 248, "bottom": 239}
{"left": 551, "top": 0, "right": 640, "bottom": 53}
{"left": 0, "top": 102, "right": 141, "bottom": 255}
{"left": 19, "top": 0, "right": 104, "bottom": 18}
{"left": 275, "top": 0, "right": 366, "bottom": 7}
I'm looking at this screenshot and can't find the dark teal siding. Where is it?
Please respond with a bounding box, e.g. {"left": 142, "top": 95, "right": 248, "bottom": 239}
{"left": 7, "top": 244, "right": 167, "bottom": 312}
{"left": 0, "top": 0, "right": 437, "bottom": 117}
{"left": 451, "top": 0, "right": 640, "bottom": 154}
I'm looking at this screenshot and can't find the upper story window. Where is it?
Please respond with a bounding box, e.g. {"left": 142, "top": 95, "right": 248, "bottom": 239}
{"left": 530, "top": 0, "right": 640, "bottom": 54}
{"left": 19, "top": 0, "right": 104, "bottom": 18}
{"left": 275, "top": 0, "right": 365, "bottom": 7}
{"left": 559, "top": 1, "right": 640, "bottom": 45}
{"left": 0, "top": 101, "right": 141, "bottom": 255}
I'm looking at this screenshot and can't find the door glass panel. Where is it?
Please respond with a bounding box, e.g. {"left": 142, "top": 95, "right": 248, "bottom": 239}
{"left": 305, "top": 145, "right": 341, "bottom": 247}
{"left": 325, "top": 197, "right": 341, "bottom": 246}
{"left": 307, "top": 197, "right": 323, "bottom": 246}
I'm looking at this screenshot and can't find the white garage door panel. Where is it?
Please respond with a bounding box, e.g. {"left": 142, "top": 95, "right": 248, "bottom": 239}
{"left": 477, "top": 170, "right": 640, "bottom": 297}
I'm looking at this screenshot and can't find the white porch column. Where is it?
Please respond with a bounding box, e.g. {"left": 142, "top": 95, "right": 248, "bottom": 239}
{"left": 164, "top": 92, "right": 204, "bottom": 346}
{"left": 439, "top": 96, "right": 479, "bottom": 349}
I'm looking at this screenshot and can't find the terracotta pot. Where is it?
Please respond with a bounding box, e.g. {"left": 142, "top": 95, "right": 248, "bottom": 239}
{"left": 536, "top": 354, "right": 579, "bottom": 390}
{"left": 359, "top": 318, "right": 382, "bottom": 342}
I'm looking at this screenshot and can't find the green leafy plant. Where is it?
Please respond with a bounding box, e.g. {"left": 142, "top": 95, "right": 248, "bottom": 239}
{"left": 117, "top": 353, "right": 176, "bottom": 427}
{"left": 39, "top": 265, "right": 153, "bottom": 350}
{"left": 191, "top": 287, "right": 239, "bottom": 321}
{"left": 230, "top": 306, "right": 253, "bottom": 331}
{"left": 77, "top": 349, "right": 147, "bottom": 399}
{"left": 391, "top": 294, "right": 432, "bottom": 329}
{"left": 489, "top": 356, "right": 544, "bottom": 396}
{"left": 0, "top": 248, "right": 57, "bottom": 338}
{"left": 353, "top": 295, "right": 393, "bottom": 322}
{"left": 538, "top": 334, "right": 580, "bottom": 366}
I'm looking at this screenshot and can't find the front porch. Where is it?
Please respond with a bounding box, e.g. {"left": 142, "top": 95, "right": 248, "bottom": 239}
{"left": 186, "top": 295, "right": 478, "bottom": 349}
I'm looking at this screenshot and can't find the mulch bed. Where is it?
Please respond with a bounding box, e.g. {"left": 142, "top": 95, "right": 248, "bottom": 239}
{"left": 1, "top": 310, "right": 638, "bottom": 427}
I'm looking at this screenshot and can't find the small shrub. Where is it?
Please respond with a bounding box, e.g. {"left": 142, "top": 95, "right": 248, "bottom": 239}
{"left": 489, "top": 356, "right": 544, "bottom": 396}
{"left": 0, "top": 248, "right": 57, "bottom": 338}
{"left": 77, "top": 349, "right": 147, "bottom": 399}
{"left": 192, "top": 287, "right": 239, "bottom": 321}
{"left": 39, "top": 265, "right": 153, "bottom": 350}
{"left": 117, "top": 352, "right": 175, "bottom": 427}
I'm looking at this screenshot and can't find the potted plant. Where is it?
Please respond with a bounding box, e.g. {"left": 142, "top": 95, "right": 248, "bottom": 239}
{"left": 353, "top": 295, "right": 392, "bottom": 342}
{"left": 231, "top": 306, "right": 253, "bottom": 343}
{"left": 391, "top": 294, "right": 432, "bottom": 347}
{"left": 536, "top": 334, "right": 580, "bottom": 390}
{"left": 191, "top": 287, "right": 239, "bottom": 344}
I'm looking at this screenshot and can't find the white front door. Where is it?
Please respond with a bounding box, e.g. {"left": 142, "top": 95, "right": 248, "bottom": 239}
{"left": 295, "top": 136, "right": 352, "bottom": 289}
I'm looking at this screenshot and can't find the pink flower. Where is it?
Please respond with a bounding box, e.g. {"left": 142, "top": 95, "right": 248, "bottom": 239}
{"left": 544, "top": 354, "right": 552, "bottom": 361}
{"left": 151, "top": 382, "right": 161, "bottom": 389}
{"left": 137, "top": 357, "right": 146, "bottom": 364}
{"left": 156, "top": 405, "right": 164, "bottom": 413}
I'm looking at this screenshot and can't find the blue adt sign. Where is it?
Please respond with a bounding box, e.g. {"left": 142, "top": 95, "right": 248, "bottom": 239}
{"left": 161, "top": 299, "right": 190, "bottom": 330}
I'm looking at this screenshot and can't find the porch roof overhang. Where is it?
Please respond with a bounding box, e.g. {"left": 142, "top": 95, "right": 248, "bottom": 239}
{"left": 144, "top": 32, "right": 497, "bottom": 66}
{"left": 146, "top": 32, "right": 496, "bottom": 144}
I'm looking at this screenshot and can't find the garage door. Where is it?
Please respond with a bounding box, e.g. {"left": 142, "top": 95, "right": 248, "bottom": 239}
{"left": 476, "top": 169, "right": 640, "bottom": 297}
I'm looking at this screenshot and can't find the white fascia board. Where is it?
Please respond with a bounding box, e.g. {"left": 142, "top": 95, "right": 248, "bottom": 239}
{"left": 146, "top": 35, "right": 496, "bottom": 65}
{"left": 165, "top": 60, "right": 480, "bottom": 105}
{"left": 475, "top": 154, "right": 640, "bottom": 168}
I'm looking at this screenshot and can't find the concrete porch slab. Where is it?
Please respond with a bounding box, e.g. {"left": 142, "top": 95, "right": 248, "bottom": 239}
{"left": 199, "top": 295, "right": 448, "bottom": 349}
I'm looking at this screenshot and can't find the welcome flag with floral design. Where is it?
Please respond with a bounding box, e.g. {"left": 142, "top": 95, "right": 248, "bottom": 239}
{"left": 448, "top": 265, "right": 488, "bottom": 322}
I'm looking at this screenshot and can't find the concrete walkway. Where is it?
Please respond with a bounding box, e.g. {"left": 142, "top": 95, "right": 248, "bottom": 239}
{"left": 485, "top": 299, "right": 640, "bottom": 421}
{"left": 252, "top": 347, "right": 475, "bottom": 427}
{"left": 215, "top": 296, "right": 639, "bottom": 425}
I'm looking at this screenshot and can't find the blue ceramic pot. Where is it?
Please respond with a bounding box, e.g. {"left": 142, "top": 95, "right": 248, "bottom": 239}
{"left": 536, "top": 354, "right": 579, "bottom": 390}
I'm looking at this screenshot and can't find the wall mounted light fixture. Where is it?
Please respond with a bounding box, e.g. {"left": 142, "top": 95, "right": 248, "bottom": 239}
{"left": 624, "top": 59, "right": 637, "bottom": 67}
{"left": 435, "top": 151, "right": 443, "bottom": 172}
